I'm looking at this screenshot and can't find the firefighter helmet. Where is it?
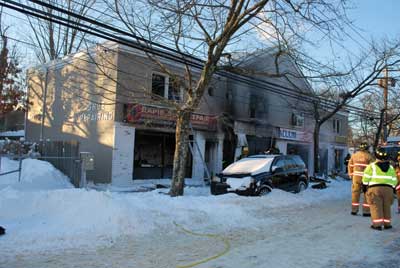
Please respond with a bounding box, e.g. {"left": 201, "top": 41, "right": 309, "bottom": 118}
{"left": 375, "top": 147, "right": 388, "bottom": 160}
{"left": 359, "top": 142, "right": 368, "bottom": 150}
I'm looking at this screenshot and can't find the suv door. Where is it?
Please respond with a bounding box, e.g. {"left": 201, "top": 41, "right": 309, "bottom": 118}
{"left": 285, "top": 157, "right": 299, "bottom": 191}
{"left": 271, "top": 157, "right": 288, "bottom": 189}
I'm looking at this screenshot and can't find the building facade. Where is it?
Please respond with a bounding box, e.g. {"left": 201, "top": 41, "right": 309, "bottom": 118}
{"left": 26, "top": 43, "right": 227, "bottom": 186}
{"left": 26, "top": 42, "right": 348, "bottom": 186}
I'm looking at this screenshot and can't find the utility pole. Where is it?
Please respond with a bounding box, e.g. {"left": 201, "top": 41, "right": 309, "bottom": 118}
{"left": 378, "top": 67, "right": 396, "bottom": 143}
{"left": 383, "top": 67, "right": 388, "bottom": 142}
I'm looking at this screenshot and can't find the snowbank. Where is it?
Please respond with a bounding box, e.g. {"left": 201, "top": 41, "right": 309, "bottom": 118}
{"left": 0, "top": 157, "right": 73, "bottom": 191}
{"left": 0, "top": 173, "right": 350, "bottom": 253}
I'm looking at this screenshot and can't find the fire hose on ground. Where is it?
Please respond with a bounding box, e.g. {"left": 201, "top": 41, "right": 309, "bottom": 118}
{"left": 173, "top": 221, "right": 231, "bottom": 268}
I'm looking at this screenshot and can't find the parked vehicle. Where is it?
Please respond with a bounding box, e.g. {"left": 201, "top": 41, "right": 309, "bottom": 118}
{"left": 211, "top": 154, "right": 309, "bottom": 196}
{"left": 381, "top": 137, "right": 400, "bottom": 162}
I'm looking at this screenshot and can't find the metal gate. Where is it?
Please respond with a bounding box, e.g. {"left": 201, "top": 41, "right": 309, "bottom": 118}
{"left": 37, "top": 140, "right": 82, "bottom": 187}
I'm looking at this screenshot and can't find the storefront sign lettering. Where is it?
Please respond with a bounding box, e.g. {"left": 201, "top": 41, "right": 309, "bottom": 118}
{"left": 78, "top": 103, "right": 114, "bottom": 122}
{"left": 278, "top": 127, "right": 312, "bottom": 142}
{"left": 280, "top": 129, "right": 297, "bottom": 139}
{"left": 124, "top": 103, "right": 217, "bottom": 130}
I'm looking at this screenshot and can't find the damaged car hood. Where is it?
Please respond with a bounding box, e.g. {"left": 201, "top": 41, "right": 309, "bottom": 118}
{"left": 223, "top": 157, "right": 274, "bottom": 176}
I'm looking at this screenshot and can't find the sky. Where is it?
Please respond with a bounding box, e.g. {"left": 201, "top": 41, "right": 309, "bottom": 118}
{"left": 305, "top": 0, "right": 400, "bottom": 66}
{"left": 350, "top": 0, "right": 400, "bottom": 40}
{"left": 3, "top": 1, "right": 400, "bottom": 70}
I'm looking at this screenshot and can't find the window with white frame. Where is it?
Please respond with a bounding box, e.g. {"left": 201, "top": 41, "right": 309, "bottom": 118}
{"left": 291, "top": 113, "right": 304, "bottom": 127}
{"left": 333, "top": 118, "right": 341, "bottom": 134}
{"left": 168, "top": 76, "right": 181, "bottom": 101}
{"left": 151, "top": 73, "right": 182, "bottom": 101}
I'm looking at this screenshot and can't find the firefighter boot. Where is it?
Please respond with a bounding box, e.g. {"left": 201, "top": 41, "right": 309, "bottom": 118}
{"left": 371, "top": 225, "right": 382, "bottom": 231}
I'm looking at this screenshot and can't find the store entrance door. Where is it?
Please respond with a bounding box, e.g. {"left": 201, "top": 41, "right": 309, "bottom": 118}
{"left": 334, "top": 149, "right": 344, "bottom": 172}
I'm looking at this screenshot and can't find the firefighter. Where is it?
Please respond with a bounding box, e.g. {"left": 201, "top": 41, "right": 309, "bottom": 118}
{"left": 395, "top": 152, "right": 400, "bottom": 214}
{"left": 362, "top": 147, "right": 397, "bottom": 230}
{"left": 348, "top": 142, "right": 374, "bottom": 216}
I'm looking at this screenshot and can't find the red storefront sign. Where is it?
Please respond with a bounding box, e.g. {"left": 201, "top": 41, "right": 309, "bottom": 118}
{"left": 124, "top": 104, "right": 217, "bottom": 131}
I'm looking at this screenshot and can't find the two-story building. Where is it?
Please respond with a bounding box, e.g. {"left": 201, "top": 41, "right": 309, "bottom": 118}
{"left": 26, "top": 42, "right": 227, "bottom": 186}
{"left": 26, "top": 42, "right": 348, "bottom": 186}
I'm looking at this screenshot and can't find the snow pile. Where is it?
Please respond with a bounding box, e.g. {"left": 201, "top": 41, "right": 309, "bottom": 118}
{"left": 0, "top": 157, "right": 73, "bottom": 191}
{"left": 0, "top": 157, "right": 351, "bottom": 254}
{"left": 0, "top": 176, "right": 351, "bottom": 253}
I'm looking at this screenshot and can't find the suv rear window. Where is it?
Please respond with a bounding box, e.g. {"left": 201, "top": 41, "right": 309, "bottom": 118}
{"left": 291, "top": 155, "right": 306, "bottom": 168}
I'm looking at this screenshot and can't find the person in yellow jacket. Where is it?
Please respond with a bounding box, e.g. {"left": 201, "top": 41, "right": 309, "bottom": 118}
{"left": 395, "top": 152, "right": 400, "bottom": 214}
{"left": 362, "top": 147, "right": 397, "bottom": 230}
{"left": 348, "top": 142, "right": 374, "bottom": 216}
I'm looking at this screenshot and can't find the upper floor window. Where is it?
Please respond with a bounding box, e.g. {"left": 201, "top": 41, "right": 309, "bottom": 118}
{"left": 291, "top": 113, "right": 304, "bottom": 127}
{"left": 249, "top": 94, "right": 257, "bottom": 118}
{"left": 333, "top": 118, "right": 341, "bottom": 134}
{"left": 151, "top": 73, "right": 181, "bottom": 101}
{"left": 168, "top": 77, "right": 181, "bottom": 101}
{"left": 152, "top": 73, "right": 166, "bottom": 97}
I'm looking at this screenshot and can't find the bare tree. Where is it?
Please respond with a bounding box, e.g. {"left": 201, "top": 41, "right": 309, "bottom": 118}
{"left": 354, "top": 82, "right": 400, "bottom": 149}
{"left": 309, "top": 46, "right": 400, "bottom": 173}
{"left": 22, "top": 0, "right": 96, "bottom": 63}
{"left": 104, "top": 0, "right": 368, "bottom": 195}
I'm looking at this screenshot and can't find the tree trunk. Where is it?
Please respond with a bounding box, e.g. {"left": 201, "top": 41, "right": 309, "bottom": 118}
{"left": 313, "top": 123, "right": 321, "bottom": 175}
{"left": 170, "top": 110, "right": 191, "bottom": 197}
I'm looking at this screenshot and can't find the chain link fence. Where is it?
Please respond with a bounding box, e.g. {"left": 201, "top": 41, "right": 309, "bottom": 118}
{"left": 0, "top": 139, "right": 82, "bottom": 187}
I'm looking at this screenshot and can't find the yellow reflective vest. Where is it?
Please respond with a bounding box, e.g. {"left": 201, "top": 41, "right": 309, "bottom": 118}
{"left": 362, "top": 162, "right": 397, "bottom": 188}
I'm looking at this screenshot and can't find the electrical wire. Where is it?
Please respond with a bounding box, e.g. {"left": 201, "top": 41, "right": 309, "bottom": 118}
{"left": 0, "top": 0, "right": 381, "bottom": 119}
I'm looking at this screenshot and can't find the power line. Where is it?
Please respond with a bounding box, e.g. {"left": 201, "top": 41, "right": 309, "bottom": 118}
{"left": 1, "top": 0, "right": 380, "bottom": 118}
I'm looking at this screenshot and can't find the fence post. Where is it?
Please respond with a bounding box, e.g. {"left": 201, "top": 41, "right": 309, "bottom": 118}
{"left": 80, "top": 161, "right": 87, "bottom": 188}
{"left": 18, "top": 146, "right": 22, "bottom": 182}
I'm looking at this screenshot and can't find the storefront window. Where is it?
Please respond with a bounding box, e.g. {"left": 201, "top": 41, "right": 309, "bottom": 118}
{"left": 134, "top": 131, "right": 192, "bottom": 179}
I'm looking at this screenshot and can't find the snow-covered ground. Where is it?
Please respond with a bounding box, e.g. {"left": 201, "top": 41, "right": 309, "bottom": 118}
{"left": 0, "top": 158, "right": 399, "bottom": 268}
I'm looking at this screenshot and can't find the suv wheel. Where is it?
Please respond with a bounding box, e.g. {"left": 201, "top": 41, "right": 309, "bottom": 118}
{"left": 258, "top": 186, "right": 271, "bottom": 196}
{"left": 296, "top": 181, "right": 307, "bottom": 193}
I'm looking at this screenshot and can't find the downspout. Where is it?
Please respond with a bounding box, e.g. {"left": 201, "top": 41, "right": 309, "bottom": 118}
{"left": 40, "top": 67, "right": 49, "bottom": 141}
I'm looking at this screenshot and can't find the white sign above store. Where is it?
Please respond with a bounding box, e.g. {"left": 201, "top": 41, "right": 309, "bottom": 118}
{"left": 278, "top": 128, "right": 312, "bottom": 142}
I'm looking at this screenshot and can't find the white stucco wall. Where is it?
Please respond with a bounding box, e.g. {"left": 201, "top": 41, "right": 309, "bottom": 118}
{"left": 111, "top": 122, "right": 135, "bottom": 186}
{"left": 191, "top": 131, "right": 206, "bottom": 181}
